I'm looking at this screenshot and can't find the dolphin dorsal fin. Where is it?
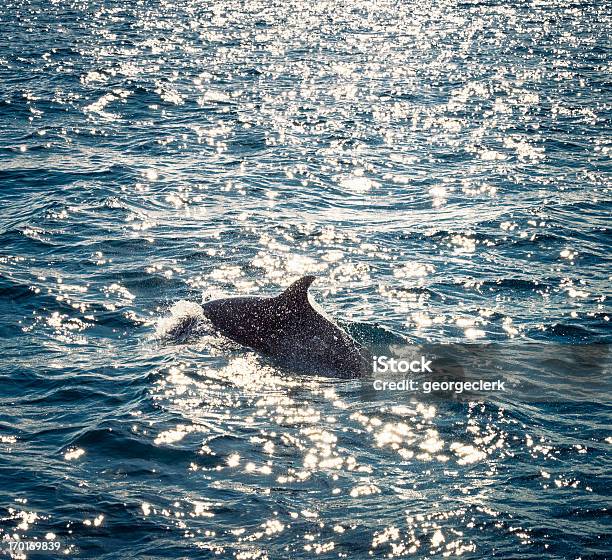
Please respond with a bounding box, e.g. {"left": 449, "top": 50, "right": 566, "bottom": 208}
{"left": 278, "top": 275, "right": 316, "bottom": 307}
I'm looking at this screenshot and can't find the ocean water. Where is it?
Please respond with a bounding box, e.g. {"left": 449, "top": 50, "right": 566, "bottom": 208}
{"left": 0, "top": 0, "right": 610, "bottom": 558}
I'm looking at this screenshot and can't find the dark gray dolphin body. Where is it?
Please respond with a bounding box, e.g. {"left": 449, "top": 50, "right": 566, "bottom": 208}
{"left": 201, "top": 276, "right": 372, "bottom": 378}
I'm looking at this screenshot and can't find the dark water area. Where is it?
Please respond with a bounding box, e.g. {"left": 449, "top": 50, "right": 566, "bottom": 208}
{"left": 0, "top": 0, "right": 610, "bottom": 558}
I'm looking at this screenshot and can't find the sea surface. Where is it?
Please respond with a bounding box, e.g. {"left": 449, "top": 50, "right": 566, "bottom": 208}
{"left": 0, "top": 0, "right": 610, "bottom": 558}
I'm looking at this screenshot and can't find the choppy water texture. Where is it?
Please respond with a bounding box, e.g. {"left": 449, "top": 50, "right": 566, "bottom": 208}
{"left": 1, "top": 0, "right": 610, "bottom": 558}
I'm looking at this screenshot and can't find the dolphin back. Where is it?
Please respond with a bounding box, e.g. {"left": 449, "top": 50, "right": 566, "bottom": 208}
{"left": 201, "top": 276, "right": 371, "bottom": 377}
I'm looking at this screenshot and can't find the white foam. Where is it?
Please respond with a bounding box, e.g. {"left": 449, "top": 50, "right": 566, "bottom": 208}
{"left": 155, "top": 300, "right": 206, "bottom": 342}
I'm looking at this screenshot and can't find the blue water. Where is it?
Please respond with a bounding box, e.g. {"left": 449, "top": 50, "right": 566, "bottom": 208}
{"left": 0, "top": 0, "right": 610, "bottom": 558}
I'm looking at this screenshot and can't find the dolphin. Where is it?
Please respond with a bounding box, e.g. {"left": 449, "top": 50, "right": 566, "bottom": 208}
{"left": 201, "top": 276, "right": 372, "bottom": 378}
